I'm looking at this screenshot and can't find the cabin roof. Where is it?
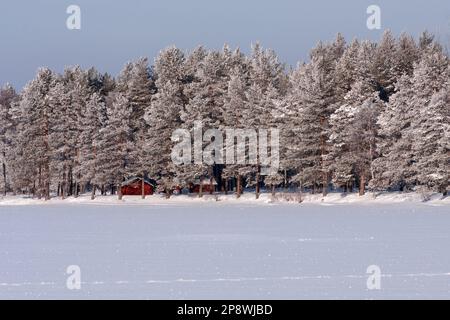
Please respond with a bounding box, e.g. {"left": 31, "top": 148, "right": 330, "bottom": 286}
{"left": 194, "top": 178, "right": 218, "bottom": 185}
{"left": 121, "top": 177, "right": 157, "bottom": 187}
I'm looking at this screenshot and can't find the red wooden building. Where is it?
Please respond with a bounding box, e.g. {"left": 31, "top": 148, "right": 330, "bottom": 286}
{"left": 190, "top": 178, "right": 218, "bottom": 194}
{"left": 121, "top": 177, "right": 157, "bottom": 196}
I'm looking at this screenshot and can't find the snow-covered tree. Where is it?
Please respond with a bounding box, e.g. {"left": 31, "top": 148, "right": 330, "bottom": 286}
{"left": 243, "top": 43, "right": 285, "bottom": 198}
{"left": 264, "top": 172, "right": 284, "bottom": 196}
{"left": 78, "top": 92, "right": 107, "bottom": 199}
{"left": 181, "top": 50, "right": 228, "bottom": 195}
{"left": 419, "top": 31, "right": 437, "bottom": 53}
{"left": 54, "top": 66, "right": 94, "bottom": 197}
{"left": 222, "top": 69, "right": 249, "bottom": 197}
{"left": 395, "top": 32, "right": 420, "bottom": 77}
{"left": 329, "top": 77, "right": 384, "bottom": 195}
{"left": 372, "top": 75, "right": 416, "bottom": 191}
{"left": 47, "top": 79, "right": 73, "bottom": 199}
{"left": 0, "top": 84, "right": 18, "bottom": 195}
{"left": 411, "top": 79, "right": 449, "bottom": 195}
{"left": 373, "top": 46, "right": 449, "bottom": 192}
{"left": 286, "top": 42, "right": 338, "bottom": 196}
{"left": 329, "top": 103, "right": 357, "bottom": 191}
{"left": 334, "top": 39, "right": 360, "bottom": 100}
{"left": 145, "top": 47, "right": 186, "bottom": 197}
{"left": 15, "top": 68, "right": 54, "bottom": 199}
{"left": 351, "top": 95, "right": 384, "bottom": 195}
{"left": 409, "top": 48, "right": 448, "bottom": 193}
{"left": 116, "top": 58, "right": 155, "bottom": 197}
{"left": 373, "top": 30, "right": 398, "bottom": 100}
{"left": 96, "top": 93, "right": 134, "bottom": 199}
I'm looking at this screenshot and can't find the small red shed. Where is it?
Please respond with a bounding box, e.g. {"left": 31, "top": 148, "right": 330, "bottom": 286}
{"left": 121, "top": 177, "right": 156, "bottom": 196}
{"left": 190, "top": 178, "right": 218, "bottom": 194}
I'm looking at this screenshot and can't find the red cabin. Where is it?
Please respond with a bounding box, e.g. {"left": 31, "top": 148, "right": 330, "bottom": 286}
{"left": 121, "top": 177, "right": 156, "bottom": 196}
{"left": 190, "top": 178, "right": 218, "bottom": 194}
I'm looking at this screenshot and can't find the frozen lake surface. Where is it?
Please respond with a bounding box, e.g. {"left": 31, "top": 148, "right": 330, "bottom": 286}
{"left": 0, "top": 199, "right": 449, "bottom": 299}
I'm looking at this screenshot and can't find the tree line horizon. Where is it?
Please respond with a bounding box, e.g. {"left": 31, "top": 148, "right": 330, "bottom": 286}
{"left": 0, "top": 30, "right": 448, "bottom": 200}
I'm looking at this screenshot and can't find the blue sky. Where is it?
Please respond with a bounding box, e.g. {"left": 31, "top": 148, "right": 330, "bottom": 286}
{"left": 0, "top": 0, "right": 449, "bottom": 89}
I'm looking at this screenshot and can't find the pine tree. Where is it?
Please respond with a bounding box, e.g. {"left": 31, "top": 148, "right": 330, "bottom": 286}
{"left": 329, "top": 78, "right": 384, "bottom": 195}
{"left": 373, "top": 30, "right": 398, "bottom": 100}
{"left": 181, "top": 50, "right": 228, "bottom": 195}
{"left": 79, "top": 92, "right": 107, "bottom": 199}
{"left": 247, "top": 43, "right": 286, "bottom": 198}
{"left": 329, "top": 103, "right": 357, "bottom": 191}
{"left": 374, "top": 46, "right": 449, "bottom": 192}
{"left": 418, "top": 31, "right": 436, "bottom": 52}
{"left": 334, "top": 39, "right": 360, "bottom": 100}
{"left": 16, "top": 68, "right": 54, "bottom": 199}
{"left": 48, "top": 79, "right": 73, "bottom": 198}
{"left": 97, "top": 93, "right": 134, "bottom": 199}
{"left": 116, "top": 58, "right": 155, "bottom": 198}
{"left": 395, "top": 32, "right": 419, "bottom": 77}
{"left": 222, "top": 69, "right": 249, "bottom": 197}
{"left": 55, "top": 66, "right": 94, "bottom": 197}
{"left": 357, "top": 40, "right": 377, "bottom": 81}
{"left": 351, "top": 95, "right": 384, "bottom": 195}
{"left": 264, "top": 173, "right": 284, "bottom": 197}
{"left": 184, "top": 46, "right": 208, "bottom": 84}
{"left": 409, "top": 47, "right": 449, "bottom": 193}
{"left": 281, "top": 65, "right": 307, "bottom": 192}
{"left": 0, "top": 84, "right": 18, "bottom": 195}
{"left": 372, "top": 75, "right": 416, "bottom": 191}
{"left": 288, "top": 43, "right": 338, "bottom": 196}
{"left": 411, "top": 80, "right": 449, "bottom": 195}
{"left": 145, "top": 47, "right": 186, "bottom": 197}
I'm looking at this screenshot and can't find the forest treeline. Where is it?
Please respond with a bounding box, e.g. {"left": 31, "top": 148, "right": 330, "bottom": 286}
{"left": 0, "top": 30, "right": 449, "bottom": 200}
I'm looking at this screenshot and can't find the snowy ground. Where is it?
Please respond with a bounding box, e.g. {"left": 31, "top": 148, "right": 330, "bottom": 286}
{"left": 0, "top": 193, "right": 449, "bottom": 299}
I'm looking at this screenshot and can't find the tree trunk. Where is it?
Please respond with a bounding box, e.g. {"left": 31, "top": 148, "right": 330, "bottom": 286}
{"left": 199, "top": 183, "right": 203, "bottom": 198}
{"left": 38, "top": 166, "right": 42, "bottom": 199}
{"left": 255, "top": 171, "right": 260, "bottom": 199}
{"left": 2, "top": 161, "right": 7, "bottom": 196}
{"left": 320, "top": 116, "right": 328, "bottom": 198}
{"left": 271, "top": 184, "right": 276, "bottom": 197}
{"left": 61, "top": 182, "right": 66, "bottom": 199}
{"left": 91, "top": 185, "right": 96, "bottom": 200}
{"left": 322, "top": 172, "right": 328, "bottom": 197}
{"left": 74, "top": 181, "right": 79, "bottom": 198}
{"left": 440, "top": 185, "right": 448, "bottom": 197}
{"left": 284, "top": 169, "right": 288, "bottom": 192}
{"left": 236, "top": 175, "right": 242, "bottom": 199}
{"left": 42, "top": 115, "right": 51, "bottom": 201}
{"left": 32, "top": 181, "right": 36, "bottom": 198}
{"left": 118, "top": 184, "right": 123, "bottom": 200}
{"left": 359, "top": 173, "right": 366, "bottom": 196}
{"left": 224, "top": 178, "right": 228, "bottom": 195}
{"left": 68, "top": 168, "right": 73, "bottom": 196}
{"left": 66, "top": 179, "right": 70, "bottom": 199}
{"left": 298, "top": 180, "right": 303, "bottom": 203}
{"left": 141, "top": 174, "right": 146, "bottom": 199}
{"left": 61, "top": 171, "right": 66, "bottom": 200}
{"left": 45, "top": 180, "right": 50, "bottom": 201}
